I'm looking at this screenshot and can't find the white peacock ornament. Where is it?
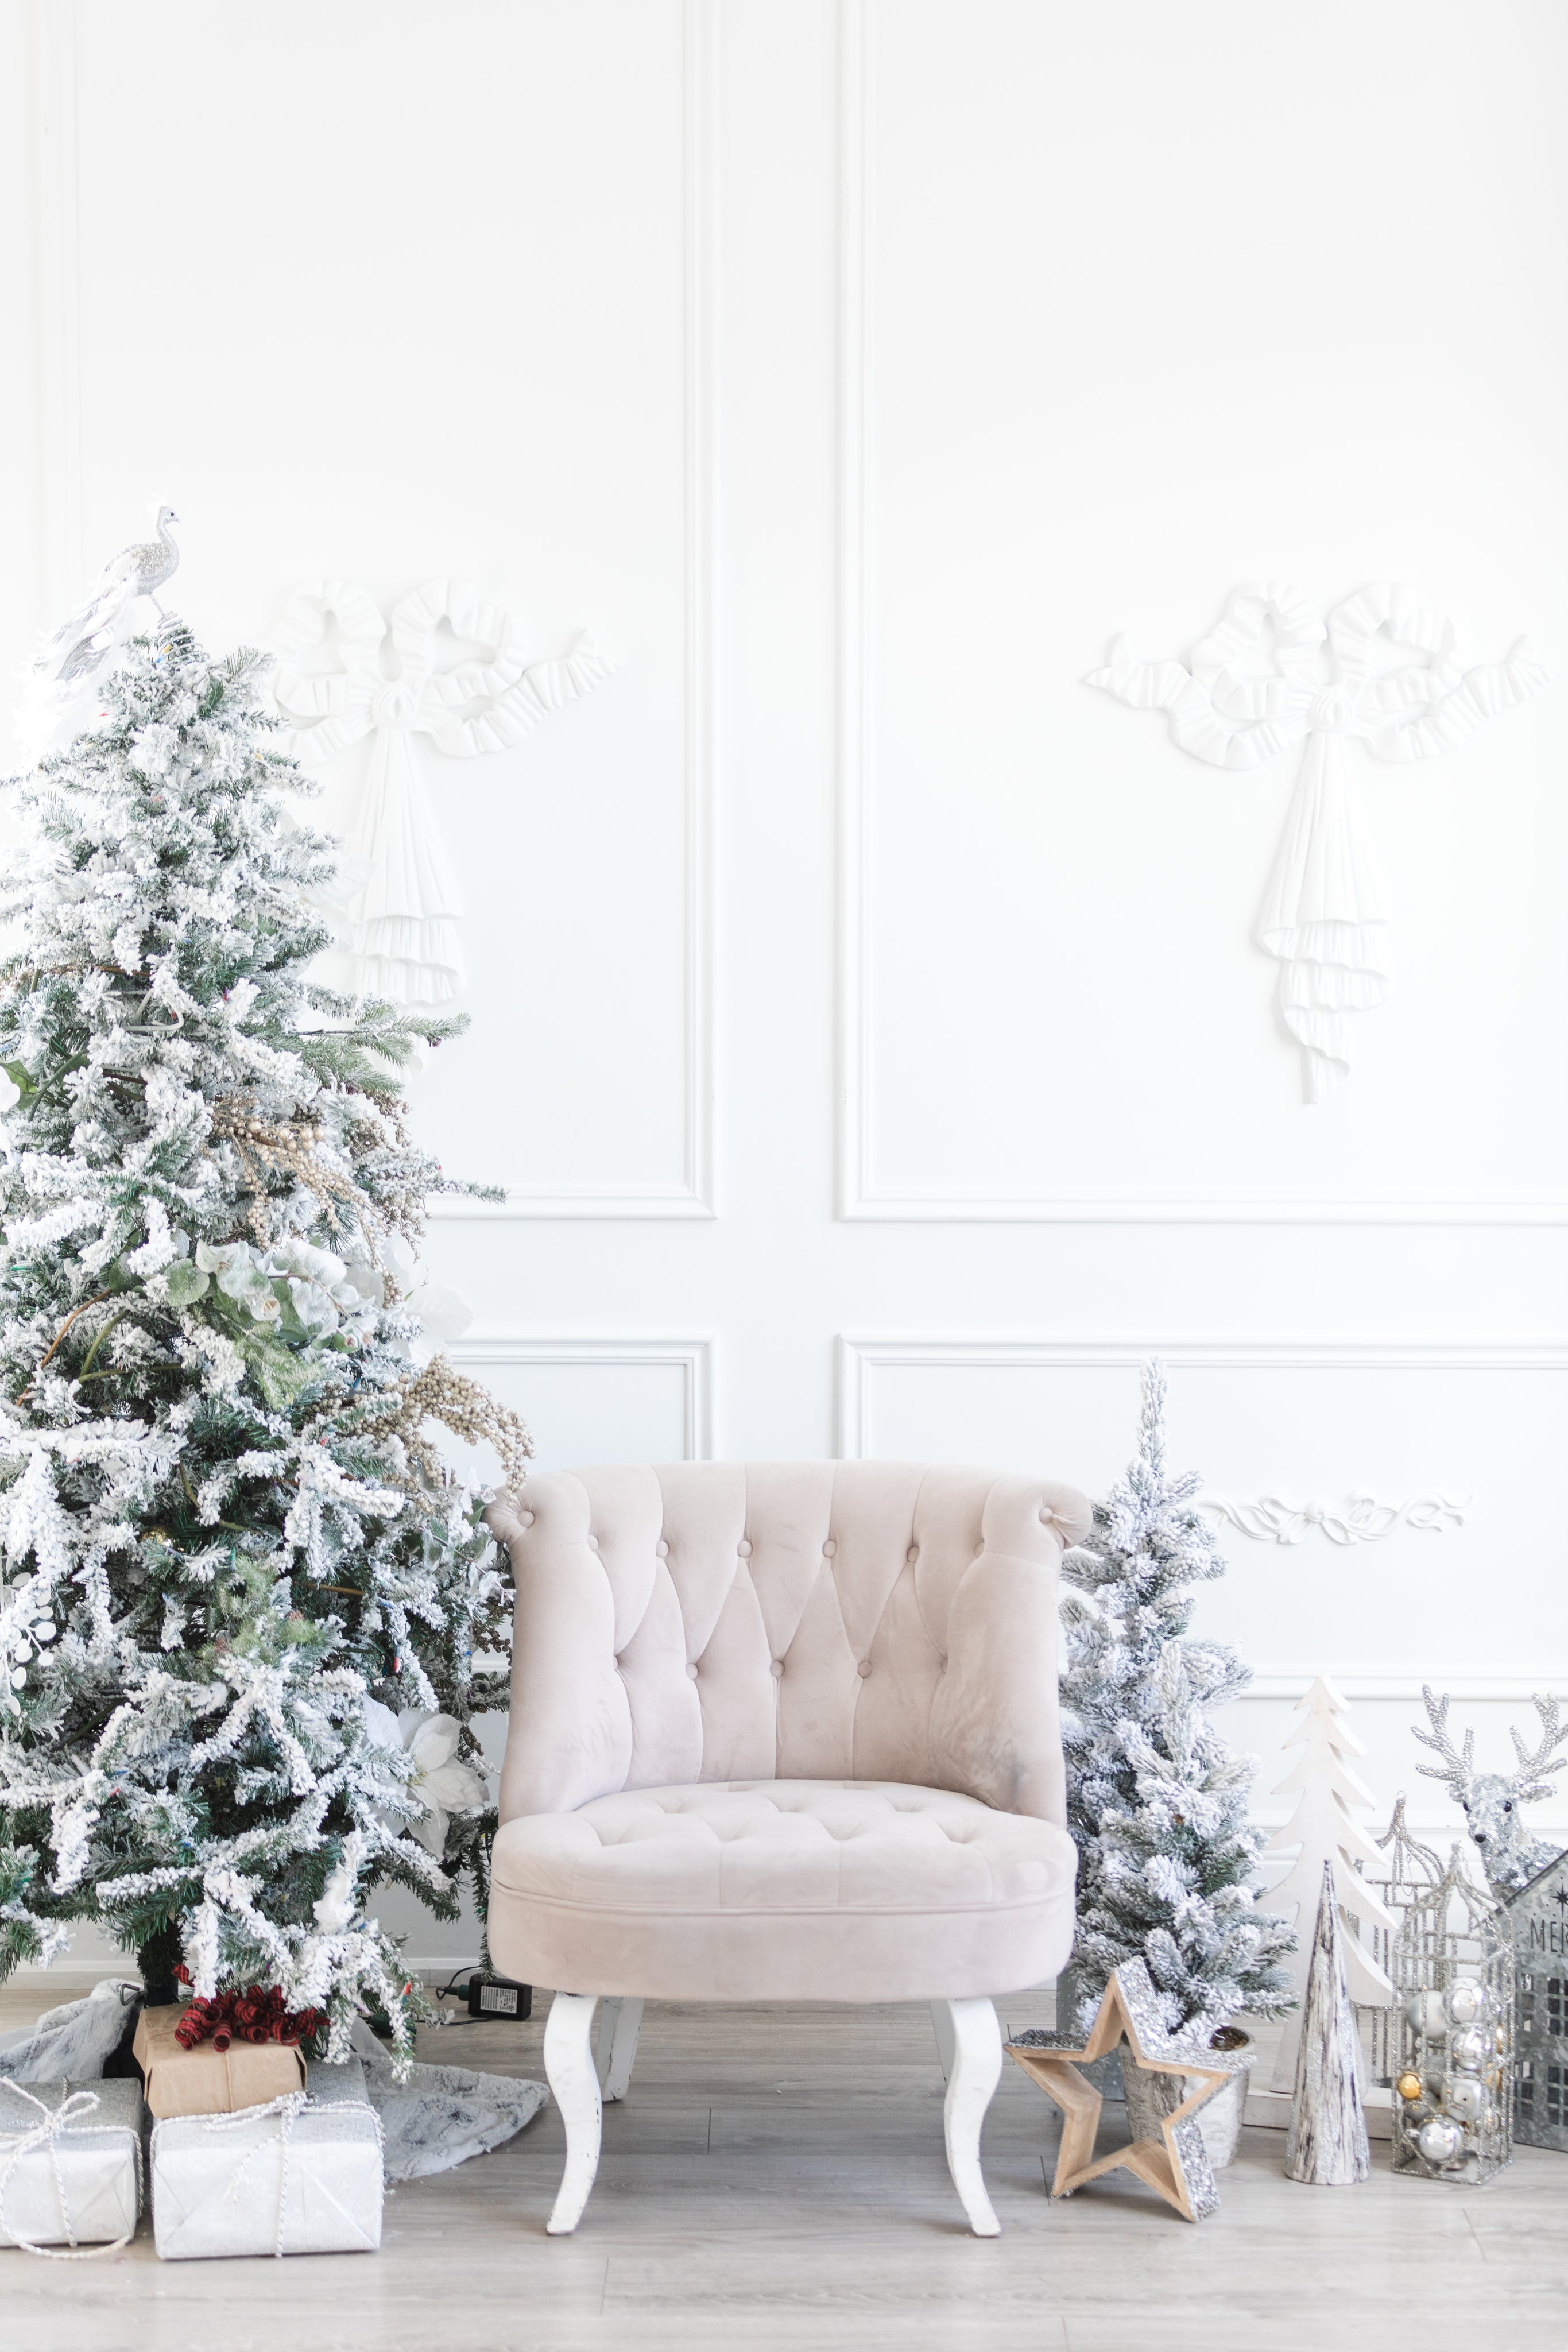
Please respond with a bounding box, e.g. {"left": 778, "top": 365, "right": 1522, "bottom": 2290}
{"left": 1086, "top": 582, "right": 1551, "bottom": 1101}
{"left": 273, "top": 578, "right": 614, "bottom": 1004}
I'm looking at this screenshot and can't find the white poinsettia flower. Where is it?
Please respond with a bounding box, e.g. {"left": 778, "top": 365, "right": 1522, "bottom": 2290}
{"left": 0, "top": 1071, "right": 20, "bottom": 1115}
{"left": 405, "top": 1283, "right": 474, "bottom": 1345}
{"left": 396, "top": 1708, "right": 489, "bottom": 1855}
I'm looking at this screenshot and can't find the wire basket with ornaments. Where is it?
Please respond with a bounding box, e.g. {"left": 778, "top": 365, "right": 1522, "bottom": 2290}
{"left": 1390, "top": 1850, "right": 1514, "bottom": 2187}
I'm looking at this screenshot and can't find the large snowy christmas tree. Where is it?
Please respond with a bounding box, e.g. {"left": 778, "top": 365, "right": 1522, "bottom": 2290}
{"left": 0, "top": 617, "right": 530, "bottom": 2057}
{"left": 1059, "top": 1362, "right": 1295, "bottom": 2042}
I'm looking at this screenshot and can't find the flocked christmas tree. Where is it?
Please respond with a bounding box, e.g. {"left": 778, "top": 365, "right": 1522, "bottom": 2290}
{"left": 1059, "top": 1361, "right": 1295, "bottom": 2042}
{"left": 0, "top": 614, "right": 532, "bottom": 2059}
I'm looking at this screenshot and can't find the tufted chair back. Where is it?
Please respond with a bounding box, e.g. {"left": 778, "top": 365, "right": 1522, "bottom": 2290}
{"left": 489, "top": 1460, "right": 1092, "bottom": 1828}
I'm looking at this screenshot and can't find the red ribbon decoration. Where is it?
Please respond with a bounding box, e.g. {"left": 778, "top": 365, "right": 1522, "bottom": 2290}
{"left": 170, "top": 1967, "right": 324, "bottom": 2054}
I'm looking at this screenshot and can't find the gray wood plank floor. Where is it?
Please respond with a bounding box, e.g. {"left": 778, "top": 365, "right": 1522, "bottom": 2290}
{"left": 2, "top": 1979, "right": 1564, "bottom": 2350}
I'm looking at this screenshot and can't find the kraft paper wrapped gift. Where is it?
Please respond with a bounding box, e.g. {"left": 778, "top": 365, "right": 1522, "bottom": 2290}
{"left": 150, "top": 2057, "right": 383, "bottom": 2261}
{"left": 132, "top": 2002, "right": 307, "bottom": 2119}
{"left": 0, "top": 2076, "right": 144, "bottom": 2253}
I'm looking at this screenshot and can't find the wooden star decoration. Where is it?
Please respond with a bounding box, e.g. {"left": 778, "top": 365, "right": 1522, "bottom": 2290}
{"left": 1006, "top": 1959, "right": 1245, "bottom": 2222}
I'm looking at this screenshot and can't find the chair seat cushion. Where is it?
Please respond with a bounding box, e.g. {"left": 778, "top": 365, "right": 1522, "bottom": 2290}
{"left": 487, "top": 1779, "right": 1077, "bottom": 2003}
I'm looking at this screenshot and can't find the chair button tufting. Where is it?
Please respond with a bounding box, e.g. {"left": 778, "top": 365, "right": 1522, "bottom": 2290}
{"left": 738, "top": 1538, "right": 752, "bottom": 1557}
{"left": 906, "top": 1545, "right": 919, "bottom": 1563}
{"left": 588, "top": 1535, "right": 599, "bottom": 1551}
{"left": 770, "top": 1659, "right": 784, "bottom": 1679}
{"left": 857, "top": 1659, "right": 872, "bottom": 1678}
{"left": 521, "top": 1511, "right": 535, "bottom": 1527}
{"left": 823, "top": 1538, "right": 837, "bottom": 1557}
{"left": 974, "top": 1540, "right": 984, "bottom": 1557}
{"left": 687, "top": 1662, "right": 699, "bottom": 1679}
{"left": 656, "top": 1539, "right": 669, "bottom": 1557}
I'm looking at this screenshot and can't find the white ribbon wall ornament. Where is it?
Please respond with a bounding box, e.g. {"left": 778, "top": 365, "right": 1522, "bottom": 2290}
{"left": 1087, "top": 583, "right": 1551, "bottom": 1100}
{"left": 273, "top": 579, "right": 614, "bottom": 1004}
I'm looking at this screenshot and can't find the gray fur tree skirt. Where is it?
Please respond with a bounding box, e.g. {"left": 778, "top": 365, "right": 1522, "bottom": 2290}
{"left": 0, "top": 1980, "right": 547, "bottom": 2183}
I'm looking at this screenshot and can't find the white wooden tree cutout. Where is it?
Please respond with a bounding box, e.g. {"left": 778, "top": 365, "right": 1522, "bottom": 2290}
{"left": 273, "top": 579, "right": 614, "bottom": 1004}
{"left": 1087, "top": 583, "right": 1550, "bottom": 1100}
{"left": 1264, "top": 1676, "right": 1396, "bottom": 2092}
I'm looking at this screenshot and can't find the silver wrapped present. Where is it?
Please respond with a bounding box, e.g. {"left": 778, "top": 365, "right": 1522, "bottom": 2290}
{"left": 0, "top": 2076, "right": 144, "bottom": 2255}
{"left": 151, "top": 2057, "right": 384, "bottom": 2261}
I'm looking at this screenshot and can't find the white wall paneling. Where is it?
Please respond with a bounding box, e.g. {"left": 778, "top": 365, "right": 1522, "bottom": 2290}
{"left": 449, "top": 1336, "right": 713, "bottom": 1477}
{"left": 32, "top": 0, "right": 83, "bottom": 624}
{"left": 5, "top": 1, "right": 1567, "bottom": 1955}
{"left": 30, "top": 0, "right": 715, "bottom": 1221}
{"left": 835, "top": 0, "right": 1568, "bottom": 1223}
{"left": 838, "top": 1335, "right": 1568, "bottom": 1846}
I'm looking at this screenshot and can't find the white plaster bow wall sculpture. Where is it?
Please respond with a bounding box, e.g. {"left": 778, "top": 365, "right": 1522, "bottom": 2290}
{"left": 1199, "top": 1492, "right": 1469, "bottom": 1545}
{"left": 1086, "top": 583, "right": 1551, "bottom": 1100}
{"left": 273, "top": 579, "right": 614, "bottom": 1004}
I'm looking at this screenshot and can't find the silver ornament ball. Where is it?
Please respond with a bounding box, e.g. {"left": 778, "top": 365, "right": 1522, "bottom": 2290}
{"left": 1444, "top": 2075, "right": 1486, "bottom": 2123}
{"left": 1444, "top": 1979, "right": 1488, "bottom": 2027}
{"left": 1416, "top": 2115, "right": 1465, "bottom": 2166}
{"left": 1406, "top": 1990, "right": 1450, "bottom": 2038}
{"left": 1449, "top": 2027, "right": 1487, "bottom": 2073}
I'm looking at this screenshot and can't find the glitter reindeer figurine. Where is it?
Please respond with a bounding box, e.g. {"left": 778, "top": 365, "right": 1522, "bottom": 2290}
{"left": 1412, "top": 1688, "right": 1568, "bottom": 1897}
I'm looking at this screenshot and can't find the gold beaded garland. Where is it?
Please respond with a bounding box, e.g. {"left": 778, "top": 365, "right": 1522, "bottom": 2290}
{"left": 1396, "top": 2070, "right": 1424, "bottom": 2103}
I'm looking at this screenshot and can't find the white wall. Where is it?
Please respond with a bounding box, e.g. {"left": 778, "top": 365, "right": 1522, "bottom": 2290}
{"left": 2, "top": 0, "right": 1566, "bottom": 1968}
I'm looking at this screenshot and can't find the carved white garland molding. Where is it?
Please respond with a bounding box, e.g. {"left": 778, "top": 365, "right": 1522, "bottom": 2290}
{"left": 1087, "top": 582, "right": 1551, "bottom": 1101}
{"left": 1198, "top": 1492, "right": 1469, "bottom": 1546}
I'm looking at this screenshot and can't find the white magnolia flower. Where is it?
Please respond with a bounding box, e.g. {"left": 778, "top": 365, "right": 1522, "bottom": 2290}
{"left": 363, "top": 1698, "right": 487, "bottom": 1857}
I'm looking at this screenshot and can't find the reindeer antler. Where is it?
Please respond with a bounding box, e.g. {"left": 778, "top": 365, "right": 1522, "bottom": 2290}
{"left": 1509, "top": 1693, "right": 1568, "bottom": 1785}
{"left": 1412, "top": 1684, "right": 1476, "bottom": 1790}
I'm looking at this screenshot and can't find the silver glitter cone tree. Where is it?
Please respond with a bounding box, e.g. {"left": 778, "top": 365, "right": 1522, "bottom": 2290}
{"left": 1059, "top": 1361, "right": 1295, "bottom": 2042}
{"left": 1286, "top": 1862, "right": 1370, "bottom": 2185}
{"left": 0, "top": 617, "right": 532, "bottom": 2060}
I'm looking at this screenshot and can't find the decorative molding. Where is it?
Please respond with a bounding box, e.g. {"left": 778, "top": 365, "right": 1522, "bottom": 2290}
{"left": 30, "top": 2, "right": 714, "bottom": 1222}
{"left": 833, "top": 7, "right": 1566, "bottom": 1225}
{"left": 433, "top": 0, "right": 716, "bottom": 1221}
{"left": 1087, "top": 583, "right": 1551, "bottom": 1101}
{"left": 33, "top": 0, "right": 84, "bottom": 624}
{"left": 449, "top": 1334, "right": 714, "bottom": 1462}
{"left": 274, "top": 579, "right": 614, "bottom": 1006}
{"left": 1232, "top": 1675, "right": 1568, "bottom": 1707}
{"left": 1198, "top": 1492, "right": 1469, "bottom": 1546}
{"left": 834, "top": 1331, "right": 1568, "bottom": 1460}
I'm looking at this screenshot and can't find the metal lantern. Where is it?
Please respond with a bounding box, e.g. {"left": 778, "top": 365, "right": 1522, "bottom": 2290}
{"left": 1357, "top": 1794, "right": 1443, "bottom": 2091}
{"left": 1502, "top": 1851, "right": 1568, "bottom": 2151}
{"left": 1389, "top": 1848, "right": 1513, "bottom": 2187}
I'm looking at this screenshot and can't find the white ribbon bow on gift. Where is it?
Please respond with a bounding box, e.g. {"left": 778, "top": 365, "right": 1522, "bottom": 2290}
{"left": 1087, "top": 582, "right": 1551, "bottom": 1100}
{"left": 0, "top": 2080, "right": 134, "bottom": 2262}
{"left": 273, "top": 579, "right": 614, "bottom": 1005}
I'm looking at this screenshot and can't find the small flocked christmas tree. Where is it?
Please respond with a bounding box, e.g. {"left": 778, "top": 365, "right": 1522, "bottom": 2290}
{"left": 0, "top": 616, "right": 531, "bottom": 2059}
{"left": 1263, "top": 1677, "right": 1395, "bottom": 2090}
{"left": 1059, "top": 1361, "right": 1295, "bottom": 2043}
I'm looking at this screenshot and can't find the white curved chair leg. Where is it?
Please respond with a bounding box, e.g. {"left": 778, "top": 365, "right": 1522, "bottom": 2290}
{"left": 544, "top": 1992, "right": 602, "bottom": 2234}
{"left": 940, "top": 1997, "right": 1003, "bottom": 2236}
{"left": 595, "top": 1995, "right": 643, "bottom": 2102}
{"left": 930, "top": 1999, "right": 957, "bottom": 2082}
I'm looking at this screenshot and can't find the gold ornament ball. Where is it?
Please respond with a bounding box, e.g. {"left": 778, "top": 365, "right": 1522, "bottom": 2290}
{"left": 1396, "top": 2071, "right": 1424, "bottom": 2103}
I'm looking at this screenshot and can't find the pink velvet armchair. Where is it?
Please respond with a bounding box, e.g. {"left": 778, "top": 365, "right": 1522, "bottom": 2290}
{"left": 486, "top": 1460, "right": 1090, "bottom": 2235}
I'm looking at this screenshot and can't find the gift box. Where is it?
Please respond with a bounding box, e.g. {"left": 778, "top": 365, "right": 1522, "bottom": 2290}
{"left": 133, "top": 2002, "right": 307, "bottom": 2119}
{"left": 150, "top": 2057, "right": 383, "bottom": 2260}
{"left": 0, "top": 2076, "right": 144, "bottom": 2254}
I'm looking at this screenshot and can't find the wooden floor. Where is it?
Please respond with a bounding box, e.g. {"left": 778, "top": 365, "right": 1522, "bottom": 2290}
{"left": 2, "top": 1979, "right": 1565, "bottom": 2351}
